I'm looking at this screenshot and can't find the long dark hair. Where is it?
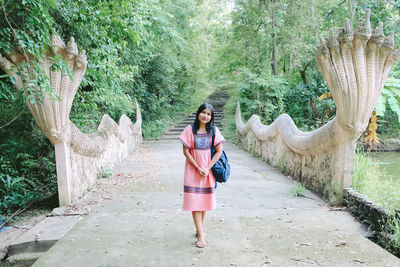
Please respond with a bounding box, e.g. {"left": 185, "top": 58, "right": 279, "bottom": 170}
{"left": 192, "top": 103, "right": 214, "bottom": 135}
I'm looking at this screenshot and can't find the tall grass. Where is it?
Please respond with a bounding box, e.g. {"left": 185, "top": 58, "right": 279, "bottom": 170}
{"left": 353, "top": 149, "right": 400, "bottom": 251}
{"left": 353, "top": 150, "right": 400, "bottom": 212}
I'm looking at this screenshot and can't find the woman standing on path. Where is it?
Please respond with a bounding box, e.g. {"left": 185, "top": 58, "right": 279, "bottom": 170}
{"left": 179, "top": 103, "right": 225, "bottom": 248}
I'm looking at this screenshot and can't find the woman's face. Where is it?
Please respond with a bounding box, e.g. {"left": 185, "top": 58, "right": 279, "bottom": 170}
{"left": 198, "top": 108, "right": 212, "bottom": 125}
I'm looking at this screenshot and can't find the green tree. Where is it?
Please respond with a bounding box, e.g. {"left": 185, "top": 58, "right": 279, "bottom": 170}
{"left": 0, "top": 0, "right": 217, "bottom": 215}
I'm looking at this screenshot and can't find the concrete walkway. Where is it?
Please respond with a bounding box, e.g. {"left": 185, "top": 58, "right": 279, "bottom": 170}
{"left": 33, "top": 141, "right": 399, "bottom": 266}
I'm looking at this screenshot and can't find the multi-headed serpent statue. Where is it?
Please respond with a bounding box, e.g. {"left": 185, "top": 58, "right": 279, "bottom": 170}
{"left": 0, "top": 35, "right": 142, "bottom": 205}
{"left": 236, "top": 10, "right": 400, "bottom": 200}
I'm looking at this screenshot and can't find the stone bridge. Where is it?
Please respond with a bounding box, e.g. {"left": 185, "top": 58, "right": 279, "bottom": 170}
{"left": 1, "top": 10, "right": 400, "bottom": 265}
{"left": 26, "top": 140, "right": 398, "bottom": 266}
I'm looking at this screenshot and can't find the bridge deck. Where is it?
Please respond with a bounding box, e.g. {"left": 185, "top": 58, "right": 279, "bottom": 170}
{"left": 33, "top": 140, "right": 399, "bottom": 266}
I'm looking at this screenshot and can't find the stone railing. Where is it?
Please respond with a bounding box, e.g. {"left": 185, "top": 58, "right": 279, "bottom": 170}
{"left": 54, "top": 109, "right": 142, "bottom": 205}
{"left": 0, "top": 35, "right": 142, "bottom": 205}
{"left": 236, "top": 10, "right": 399, "bottom": 200}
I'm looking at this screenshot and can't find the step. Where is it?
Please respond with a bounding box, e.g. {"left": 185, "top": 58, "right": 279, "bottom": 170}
{"left": 172, "top": 123, "right": 223, "bottom": 129}
{"left": 173, "top": 122, "right": 223, "bottom": 127}
{"left": 175, "top": 120, "right": 223, "bottom": 125}
{"left": 186, "top": 115, "right": 223, "bottom": 119}
{"left": 160, "top": 134, "right": 225, "bottom": 141}
{"left": 186, "top": 111, "right": 223, "bottom": 114}
{"left": 160, "top": 136, "right": 180, "bottom": 140}
{"left": 185, "top": 112, "right": 223, "bottom": 115}
{"left": 181, "top": 119, "right": 223, "bottom": 124}
{"left": 163, "top": 91, "right": 228, "bottom": 138}
{"left": 5, "top": 208, "right": 84, "bottom": 263}
{"left": 169, "top": 125, "right": 223, "bottom": 132}
{"left": 4, "top": 252, "right": 42, "bottom": 265}
{"left": 163, "top": 128, "right": 224, "bottom": 136}
{"left": 184, "top": 118, "right": 222, "bottom": 124}
{"left": 167, "top": 130, "right": 222, "bottom": 135}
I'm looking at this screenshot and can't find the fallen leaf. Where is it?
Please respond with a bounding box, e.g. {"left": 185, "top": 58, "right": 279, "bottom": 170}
{"left": 336, "top": 241, "right": 348, "bottom": 247}
{"left": 291, "top": 257, "right": 302, "bottom": 262}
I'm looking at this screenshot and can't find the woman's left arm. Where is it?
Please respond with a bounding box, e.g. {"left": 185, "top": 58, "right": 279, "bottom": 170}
{"left": 207, "top": 143, "right": 223, "bottom": 170}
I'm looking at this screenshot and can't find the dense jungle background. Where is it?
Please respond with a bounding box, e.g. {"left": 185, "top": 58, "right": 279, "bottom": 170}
{"left": 1, "top": 0, "right": 400, "bottom": 225}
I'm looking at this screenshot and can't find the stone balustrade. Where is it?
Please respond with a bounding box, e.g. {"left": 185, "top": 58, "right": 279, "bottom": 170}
{"left": 236, "top": 10, "right": 399, "bottom": 201}
{"left": 0, "top": 34, "right": 142, "bottom": 205}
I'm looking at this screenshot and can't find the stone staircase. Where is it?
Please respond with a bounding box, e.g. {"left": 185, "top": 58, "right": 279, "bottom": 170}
{"left": 160, "top": 90, "right": 228, "bottom": 140}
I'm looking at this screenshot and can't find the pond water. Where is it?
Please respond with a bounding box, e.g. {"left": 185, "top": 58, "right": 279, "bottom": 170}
{"left": 367, "top": 151, "right": 400, "bottom": 179}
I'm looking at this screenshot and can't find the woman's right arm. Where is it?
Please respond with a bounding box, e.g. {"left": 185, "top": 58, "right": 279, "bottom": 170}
{"left": 182, "top": 145, "right": 205, "bottom": 176}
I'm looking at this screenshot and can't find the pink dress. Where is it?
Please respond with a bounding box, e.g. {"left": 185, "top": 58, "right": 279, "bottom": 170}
{"left": 179, "top": 125, "right": 225, "bottom": 211}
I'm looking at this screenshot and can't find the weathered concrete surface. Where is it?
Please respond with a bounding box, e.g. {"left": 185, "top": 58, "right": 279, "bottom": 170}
{"left": 33, "top": 141, "right": 400, "bottom": 266}
{"left": 8, "top": 215, "right": 82, "bottom": 255}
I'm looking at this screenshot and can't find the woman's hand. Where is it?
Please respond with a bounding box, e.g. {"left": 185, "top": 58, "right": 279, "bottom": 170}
{"left": 197, "top": 167, "right": 208, "bottom": 177}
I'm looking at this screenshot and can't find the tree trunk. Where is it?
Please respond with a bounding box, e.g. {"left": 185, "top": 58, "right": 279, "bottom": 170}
{"left": 349, "top": 0, "right": 356, "bottom": 26}
{"left": 309, "top": 0, "right": 319, "bottom": 43}
{"left": 271, "top": 37, "right": 278, "bottom": 75}
{"left": 270, "top": 0, "right": 278, "bottom": 75}
{"left": 298, "top": 65, "right": 318, "bottom": 118}
{"left": 245, "top": 39, "right": 249, "bottom": 67}
{"left": 283, "top": 59, "right": 286, "bottom": 73}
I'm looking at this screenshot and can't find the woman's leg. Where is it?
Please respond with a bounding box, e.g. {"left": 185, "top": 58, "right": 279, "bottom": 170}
{"left": 192, "top": 211, "right": 205, "bottom": 247}
{"left": 193, "top": 211, "right": 206, "bottom": 236}
{"left": 201, "top": 211, "right": 206, "bottom": 240}
{"left": 192, "top": 211, "right": 203, "bottom": 237}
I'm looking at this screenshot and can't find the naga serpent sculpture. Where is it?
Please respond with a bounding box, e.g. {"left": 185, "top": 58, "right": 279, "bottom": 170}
{"left": 236, "top": 10, "right": 399, "bottom": 199}
{"left": 0, "top": 34, "right": 142, "bottom": 205}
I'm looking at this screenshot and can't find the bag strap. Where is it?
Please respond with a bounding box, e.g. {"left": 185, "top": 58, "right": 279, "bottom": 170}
{"left": 211, "top": 126, "right": 215, "bottom": 148}
{"left": 210, "top": 126, "right": 216, "bottom": 189}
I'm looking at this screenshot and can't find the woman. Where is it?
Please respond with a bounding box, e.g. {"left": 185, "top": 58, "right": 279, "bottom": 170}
{"left": 179, "top": 103, "right": 225, "bottom": 248}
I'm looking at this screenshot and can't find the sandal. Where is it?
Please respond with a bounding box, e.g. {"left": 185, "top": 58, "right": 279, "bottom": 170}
{"left": 196, "top": 238, "right": 206, "bottom": 248}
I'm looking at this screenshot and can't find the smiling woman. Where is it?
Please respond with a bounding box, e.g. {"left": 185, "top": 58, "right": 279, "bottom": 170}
{"left": 179, "top": 103, "right": 225, "bottom": 248}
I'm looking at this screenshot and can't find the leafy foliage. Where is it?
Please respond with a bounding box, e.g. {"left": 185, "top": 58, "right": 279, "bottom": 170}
{"left": 0, "top": 0, "right": 215, "bottom": 215}
{"left": 376, "top": 77, "right": 400, "bottom": 123}
{"left": 212, "top": 0, "right": 400, "bottom": 134}
{"left": 0, "top": 0, "right": 72, "bottom": 103}
{"left": 0, "top": 113, "right": 57, "bottom": 214}
{"left": 290, "top": 183, "right": 306, "bottom": 197}
{"left": 353, "top": 150, "right": 400, "bottom": 212}
{"left": 237, "top": 69, "right": 288, "bottom": 124}
{"left": 1, "top": 0, "right": 400, "bottom": 219}
{"left": 353, "top": 149, "right": 400, "bottom": 256}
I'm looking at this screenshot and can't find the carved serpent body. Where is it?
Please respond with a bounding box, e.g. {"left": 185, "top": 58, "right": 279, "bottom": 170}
{"left": 236, "top": 10, "right": 399, "bottom": 197}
